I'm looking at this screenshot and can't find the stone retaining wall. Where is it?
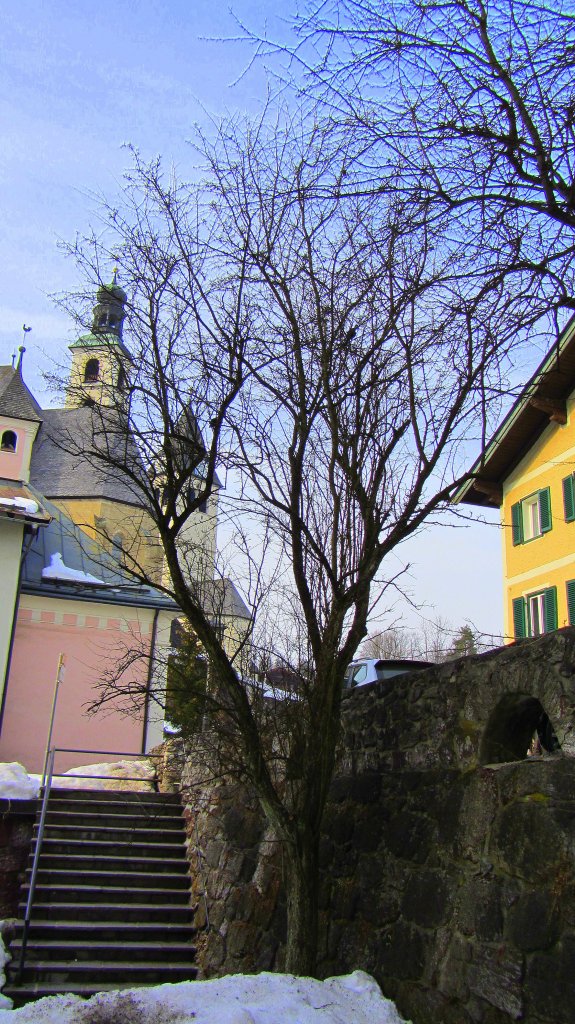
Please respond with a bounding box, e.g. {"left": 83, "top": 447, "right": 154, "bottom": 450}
{"left": 0, "top": 803, "right": 36, "bottom": 919}
{"left": 172, "top": 629, "right": 575, "bottom": 1023}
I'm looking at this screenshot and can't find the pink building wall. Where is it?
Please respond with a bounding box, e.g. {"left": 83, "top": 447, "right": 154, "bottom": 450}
{"left": 0, "top": 417, "right": 38, "bottom": 483}
{"left": 0, "top": 596, "right": 157, "bottom": 774}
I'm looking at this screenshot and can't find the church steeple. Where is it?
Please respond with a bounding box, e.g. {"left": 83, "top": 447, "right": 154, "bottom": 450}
{"left": 91, "top": 269, "right": 127, "bottom": 340}
{"left": 65, "top": 272, "right": 133, "bottom": 409}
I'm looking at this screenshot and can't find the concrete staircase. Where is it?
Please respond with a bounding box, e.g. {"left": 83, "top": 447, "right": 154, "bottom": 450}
{"left": 4, "top": 788, "right": 198, "bottom": 1006}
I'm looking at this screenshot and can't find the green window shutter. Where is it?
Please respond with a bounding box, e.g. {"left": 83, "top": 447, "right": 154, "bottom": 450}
{"left": 566, "top": 580, "right": 575, "bottom": 625}
{"left": 539, "top": 487, "right": 552, "bottom": 534}
{"left": 512, "top": 597, "right": 527, "bottom": 639}
{"left": 563, "top": 475, "right": 575, "bottom": 522}
{"left": 511, "top": 502, "right": 523, "bottom": 545}
{"left": 543, "top": 587, "right": 558, "bottom": 632}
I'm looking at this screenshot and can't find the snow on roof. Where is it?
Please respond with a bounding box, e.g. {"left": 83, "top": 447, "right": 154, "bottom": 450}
{"left": 22, "top": 494, "right": 178, "bottom": 612}
{"left": 41, "top": 551, "right": 107, "bottom": 586}
{"left": 0, "top": 969, "right": 407, "bottom": 1022}
{"left": 0, "top": 483, "right": 50, "bottom": 526}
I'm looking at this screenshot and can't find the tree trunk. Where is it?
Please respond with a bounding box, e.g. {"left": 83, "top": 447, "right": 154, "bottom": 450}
{"left": 283, "top": 831, "right": 320, "bottom": 976}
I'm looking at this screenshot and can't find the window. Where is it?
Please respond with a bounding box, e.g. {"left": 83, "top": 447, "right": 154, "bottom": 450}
{"left": 563, "top": 474, "right": 575, "bottom": 523}
{"left": 84, "top": 358, "right": 100, "bottom": 383}
{"left": 512, "top": 587, "right": 557, "bottom": 639}
{"left": 566, "top": 580, "right": 575, "bottom": 625}
{"left": 511, "top": 488, "right": 551, "bottom": 545}
{"left": 0, "top": 430, "right": 17, "bottom": 452}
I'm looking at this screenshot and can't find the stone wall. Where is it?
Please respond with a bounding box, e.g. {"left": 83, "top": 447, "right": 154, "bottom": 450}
{"left": 0, "top": 802, "right": 36, "bottom": 919}
{"left": 321, "top": 628, "right": 575, "bottom": 1024}
{"left": 173, "top": 629, "right": 575, "bottom": 1023}
{"left": 164, "top": 738, "right": 284, "bottom": 978}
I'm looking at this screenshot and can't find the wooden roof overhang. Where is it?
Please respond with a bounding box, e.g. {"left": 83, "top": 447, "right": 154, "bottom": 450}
{"left": 456, "top": 315, "right": 575, "bottom": 508}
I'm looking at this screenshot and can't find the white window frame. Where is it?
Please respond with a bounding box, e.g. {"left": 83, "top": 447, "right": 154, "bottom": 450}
{"left": 523, "top": 494, "right": 542, "bottom": 541}
{"left": 527, "top": 592, "right": 546, "bottom": 636}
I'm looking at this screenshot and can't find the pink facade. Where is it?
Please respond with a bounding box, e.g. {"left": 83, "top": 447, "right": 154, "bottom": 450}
{"left": 0, "top": 418, "right": 37, "bottom": 483}
{"left": 0, "top": 597, "right": 155, "bottom": 774}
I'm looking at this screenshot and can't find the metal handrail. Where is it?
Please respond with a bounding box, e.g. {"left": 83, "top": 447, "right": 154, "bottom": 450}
{"left": 15, "top": 745, "right": 164, "bottom": 984}
{"left": 17, "top": 746, "right": 56, "bottom": 982}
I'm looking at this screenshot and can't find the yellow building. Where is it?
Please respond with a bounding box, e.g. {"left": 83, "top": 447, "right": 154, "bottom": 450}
{"left": 457, "top": 315, "right": 575, "bottom": 642}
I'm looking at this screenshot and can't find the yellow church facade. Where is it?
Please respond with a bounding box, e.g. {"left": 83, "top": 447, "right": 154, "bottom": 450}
{"left": 457, "top": 315, "right": 575, "bottom": 642}
{"left": 29, "top": 273, "right": 249, "bottom": 665}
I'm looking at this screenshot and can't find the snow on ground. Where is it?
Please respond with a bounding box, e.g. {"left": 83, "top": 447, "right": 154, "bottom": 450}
{"left": 0, "top": 931, "right": 12, "bottom": 1011}
{"left": 0, "top": 765, "right": 39, "bottom": 801}
{"left": 0, "top": 971, "right": 410, "bottom": 1023}
{"left": 50, "top": 759, "right": 156, "bottom": 792}
{"left": 0, "top": 761, "right": 156, "bottom": 798}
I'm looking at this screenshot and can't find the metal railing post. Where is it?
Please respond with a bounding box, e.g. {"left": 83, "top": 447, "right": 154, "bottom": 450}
{"left": 16, "top": 746, "right": 56, "bottom": 983}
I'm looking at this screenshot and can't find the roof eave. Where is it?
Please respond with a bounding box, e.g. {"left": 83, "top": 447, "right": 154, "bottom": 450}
{"left": 455, "top": 314, "right": 575, "bottom": 508}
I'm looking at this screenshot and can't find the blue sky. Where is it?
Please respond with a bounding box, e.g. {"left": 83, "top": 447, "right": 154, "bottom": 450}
{"left": 0, "top": 0, "right": 504, "bottom": 645}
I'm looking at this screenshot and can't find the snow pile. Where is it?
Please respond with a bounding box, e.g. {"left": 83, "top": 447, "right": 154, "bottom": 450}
{"left": 54, "top": 759, "right": 157, "bottom": 792}
{"left": 41, "top": 552, "right": 106, "bottom": 585}
{"left": 0, "top": 764, "right": 39, "bottom": 801}
{"left": 0, "top": 760, "right": 157, "bottom": 799}
{"left": 0, "top": 928, "right": 13, "bottom": 1011}
{"left": 0, "top": 970, "right": 409, "bottom": 1023}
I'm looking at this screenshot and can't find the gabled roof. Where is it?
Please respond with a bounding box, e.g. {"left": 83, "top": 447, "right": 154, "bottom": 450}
{"left": 0, "top": 366, "right": 43, "bottom": 423}
{"left": 456, "top": 315, "right": 575, "bottom": 507}
{"left": 192, "top": 577, "right": 251, "bottom": 621}
{"left": 30, "top": 406, "right": 147, "bottom": 507}
{"left": 21, "top": 493, "right": 177, "bottom": 611}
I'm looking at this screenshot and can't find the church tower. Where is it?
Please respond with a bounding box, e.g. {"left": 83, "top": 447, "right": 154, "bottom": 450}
{"left": 65, "top": 271, "right": 133, "bottom": 408}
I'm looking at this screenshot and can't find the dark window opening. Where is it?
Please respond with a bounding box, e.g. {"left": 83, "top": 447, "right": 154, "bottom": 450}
{"left": 1, "top": 430, "right": 17, "bottom": 452}
{"left": 84, "top": 358, "right": 100, "bottom": 383}
{"left": 480, "top": 694, "right": 561, "bottom": 764}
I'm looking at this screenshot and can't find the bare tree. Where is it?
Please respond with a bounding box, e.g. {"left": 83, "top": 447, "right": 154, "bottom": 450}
{"left": 250, "top": 0, "right": 575, "bottom": 327}
{"left": 360, "top": 627, "right": 417, "bottom": 661}
{"left": 55, "top": 113, "right": 532, "bottom": 973}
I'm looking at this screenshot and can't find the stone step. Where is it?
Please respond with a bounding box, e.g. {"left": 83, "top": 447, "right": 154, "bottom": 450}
{"left": 4, "top": 979, "right": 188, "bottom": 1008}
{"left": 28, "top": 868, "right": 191, "bottom": 891}
{"left": 48, "top": 789, "right": 181, "bottom": 811}
{"left": 49, "top": 787, "right": 170, "bottom": 800}
{"left": 9, "top": 785, "right": 197, "bottom": 1005}
{"left": 14, "top": 919, "right": 195, "bottom": 944}
{"left": 9, "top": 938, "right": 197, "bottom": 963}
{"left": 34, "top": 823, "right": 186, "bottom": 844}
{"left": 40, "top": 810, "right": 184, "bottom": 829}
{"left": 20, "top": 883, "right": 191, "bottom": 906}
{"left": 7, "top": 958, "right": 198, "bottom": 986}
{"left": 31, "top": 853, "right": 190, "bottom": 875}
{"left": 18, "top": 901, "right": 194, "bottom": 923}
{"left": 35, "top": 836, "right": 186, "bottom": 858}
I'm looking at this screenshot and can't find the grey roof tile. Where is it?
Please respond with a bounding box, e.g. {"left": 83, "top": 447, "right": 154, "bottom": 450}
{"left": 0, "top": 366, "right": 43, "bottom": 422}
{"left": 29, "top": 406, "right": 147, "bottom": 505}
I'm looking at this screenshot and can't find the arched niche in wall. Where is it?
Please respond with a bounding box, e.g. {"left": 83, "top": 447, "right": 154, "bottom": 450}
{"left": 480, "top": 693, "right": 561, "bottom": 764}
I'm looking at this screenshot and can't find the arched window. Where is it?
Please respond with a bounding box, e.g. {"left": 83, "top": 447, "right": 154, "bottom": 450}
{"left": 480, "top": 694, "right": 561, "bottom": 764}
{"left": 84, "top": 358, "right": 100, "bottom": 383}
{"left": 1, "top": 430, "right": 17, "bottom": 452}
